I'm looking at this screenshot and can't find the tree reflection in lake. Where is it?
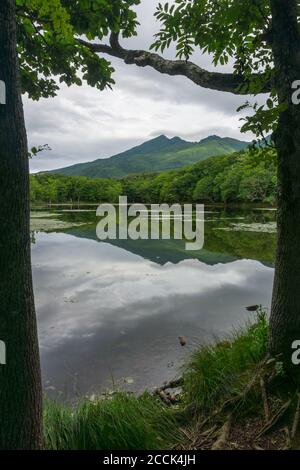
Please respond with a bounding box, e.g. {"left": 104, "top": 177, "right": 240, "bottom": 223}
{"left": 31, "top": 206, "right": 276, "bottom": 401}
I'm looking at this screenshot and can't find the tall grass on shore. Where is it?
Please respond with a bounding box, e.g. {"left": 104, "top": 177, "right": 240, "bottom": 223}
{"left": 44, "top": 392, "right": 181, "bottom": 450}
{"left": 182, "top": 309, "right": 268, "bottom": 415}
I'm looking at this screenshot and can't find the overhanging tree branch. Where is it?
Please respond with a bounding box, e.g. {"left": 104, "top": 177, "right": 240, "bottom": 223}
{"left": 77, "top": 33, "right": 271, "bottom": 96}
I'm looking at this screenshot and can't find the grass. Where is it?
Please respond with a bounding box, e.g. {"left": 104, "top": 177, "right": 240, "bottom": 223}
{"left": 44, "top": 392, "right": 181, "bottom": 450}
{"left": 43, "top": 312, "right": 269, "bottom": 450}
{"left": 182, "top": 309, "right": 268, "bottom": 414}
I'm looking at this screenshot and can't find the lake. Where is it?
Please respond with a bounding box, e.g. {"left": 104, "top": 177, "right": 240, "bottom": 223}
{"left": 30, "top": 206, "right": 276, "bottom": 401}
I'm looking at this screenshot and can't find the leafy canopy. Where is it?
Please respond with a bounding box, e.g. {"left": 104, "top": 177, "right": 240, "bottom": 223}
{"left": 16, "top": 0, "right": 139, "bottom": 99}
{"left": 17, "top": 0, "right": 290, "bottom": 138}
{"left": 151, "top": 0, "right": 278, "bottom": 138}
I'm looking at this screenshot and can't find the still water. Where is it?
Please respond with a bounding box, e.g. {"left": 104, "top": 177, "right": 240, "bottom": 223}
{"left": 30, "top": 206, "right": 276, "bottom": 401}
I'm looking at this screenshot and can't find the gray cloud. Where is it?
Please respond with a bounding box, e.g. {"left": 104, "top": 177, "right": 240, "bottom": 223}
{"left": 26, "top": 0, "right": 266, "bottom": 173}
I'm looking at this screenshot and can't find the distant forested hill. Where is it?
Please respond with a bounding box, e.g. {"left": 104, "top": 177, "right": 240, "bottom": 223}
{"left": 31, "top": 148, "right": 277, "bottom": 206}
{"left": 47, "top": 134, "right": 250, "bottom": 179}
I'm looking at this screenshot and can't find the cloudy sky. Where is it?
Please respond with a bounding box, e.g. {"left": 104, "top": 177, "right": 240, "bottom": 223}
{"left": 26, "top": 0, "right": 264, "bottom": 173}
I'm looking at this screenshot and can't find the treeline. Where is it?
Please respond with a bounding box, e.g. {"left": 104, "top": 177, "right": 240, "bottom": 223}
{"left": 31, "top": 148, "right": 277, "bottom": 205}
{"left": 30, "top": 173, "right": 122, "bottom": 205}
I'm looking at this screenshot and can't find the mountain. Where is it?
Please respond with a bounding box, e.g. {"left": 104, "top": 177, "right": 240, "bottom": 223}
{"left": 49, "top": 134, "right": 250, "bottom": 179}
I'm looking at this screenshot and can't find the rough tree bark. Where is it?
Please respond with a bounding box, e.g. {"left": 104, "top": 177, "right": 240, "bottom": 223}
{"left": 0, "top": 0, "right": 43, "bottom": 449}
{"left": 77, "top": 34, "right": 271, "bottom": 95}
{"left": 268, "top": 0, "right": 300, "bottom": 366}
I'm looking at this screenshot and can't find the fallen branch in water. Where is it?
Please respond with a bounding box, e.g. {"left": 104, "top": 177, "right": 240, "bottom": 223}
{"left": 154, "top": 377, "right": 183, "bottom": 406}
{"left": 155, "top": 389, "right": 173, "bottom": 406}
{"left": 159, "top": 377, "right": 183, "bottom": 391}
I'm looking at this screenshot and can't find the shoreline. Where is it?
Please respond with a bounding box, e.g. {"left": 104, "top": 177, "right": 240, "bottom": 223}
{"left": 44, "top": 311, "right": 299, "bottom": 450}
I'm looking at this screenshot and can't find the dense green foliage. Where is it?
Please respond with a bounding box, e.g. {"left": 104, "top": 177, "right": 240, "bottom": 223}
{"left": 30, "top": 173, "right": 122, "bottom": 204}
{"left": 122, "top": 147, "right": 276, "bottom": 205}
{"left": 31, "top": 148, "right": 277, "bottom": 205}
{"left": 16, "top": 0, "right": 139, "bottom": 99}
{"left": 49, "top": 135, "right": 249, "bottom": 179}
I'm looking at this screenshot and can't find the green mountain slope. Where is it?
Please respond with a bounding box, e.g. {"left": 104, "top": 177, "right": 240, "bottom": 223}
{"left": 49, "top": 134, "right": 250, "bottom": 179}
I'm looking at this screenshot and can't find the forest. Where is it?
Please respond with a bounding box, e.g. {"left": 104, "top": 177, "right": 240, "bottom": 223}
{"left": 2, "top": 0, "right": 300, "bottom": 456}
{"left": 30, "top": 147, "right": 277, "bottom": 205}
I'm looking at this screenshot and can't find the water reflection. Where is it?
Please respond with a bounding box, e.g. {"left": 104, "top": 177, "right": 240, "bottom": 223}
{"left": 31, "top": 207, "right": 276, "bottom": 400}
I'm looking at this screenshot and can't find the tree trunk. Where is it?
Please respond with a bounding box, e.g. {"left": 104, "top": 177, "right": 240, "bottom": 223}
{"left": 0, "top": 0, "right": 43, "bottom": 449}
{"left": 268, "top": 1, "right": 300, "bottom": 367}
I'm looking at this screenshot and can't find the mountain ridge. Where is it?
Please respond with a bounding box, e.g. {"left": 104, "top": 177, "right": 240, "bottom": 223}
{"left": 48, "top": 134, "right": 250, "bottom": 179}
